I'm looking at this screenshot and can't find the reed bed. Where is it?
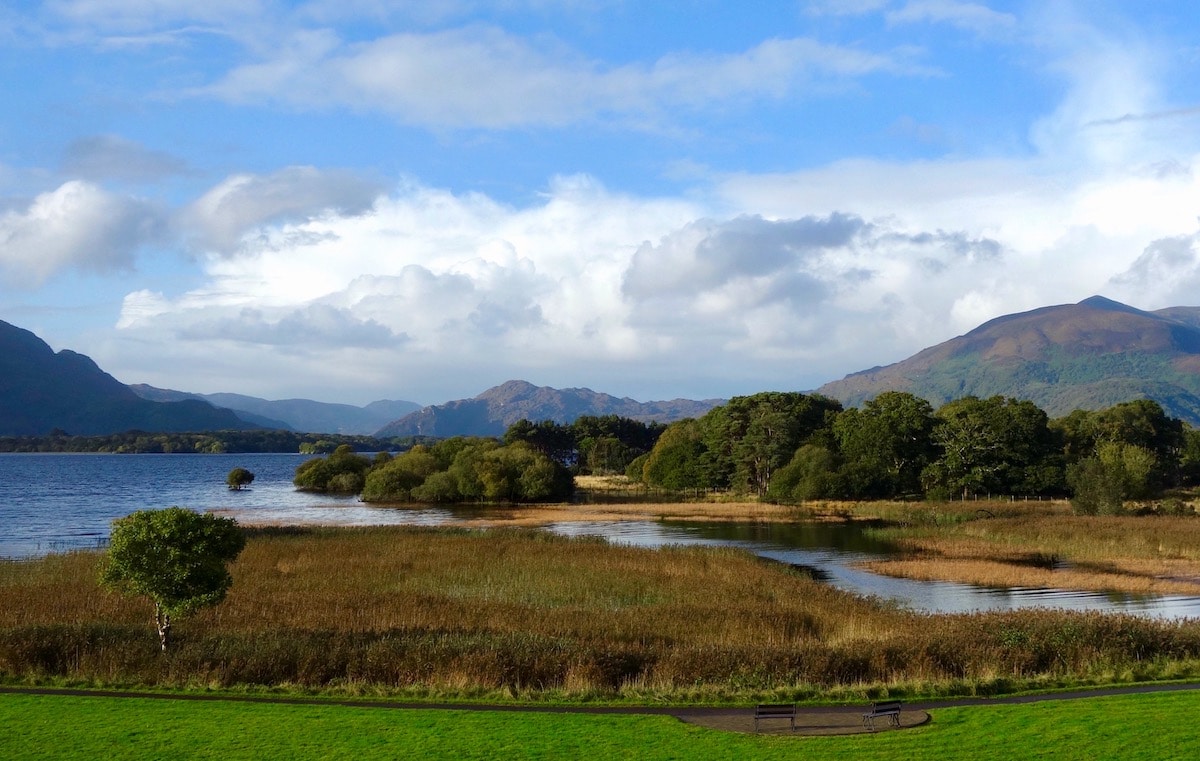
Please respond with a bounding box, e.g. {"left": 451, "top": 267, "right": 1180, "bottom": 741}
{"left": 2, "top": 526, "right": 1200, "bottom": 701}
{"left": 863, "top": 510, "right": 1200, "bottom": 595}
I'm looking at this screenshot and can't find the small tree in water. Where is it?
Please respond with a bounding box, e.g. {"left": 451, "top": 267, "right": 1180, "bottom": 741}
{"left": 100, "top": 507, "right": 245, "bottom": 652}
{"left": 226, "top": 467, "right": 255, "bottom": 490}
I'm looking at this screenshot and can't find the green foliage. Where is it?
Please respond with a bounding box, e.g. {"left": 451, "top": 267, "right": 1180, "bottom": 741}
{"left": 767, "top": 444, "right": 839, "bottom": 501}
{"left": 639, "top": 420, "right": 711, "bottom": 490}
{"left": 225, "top": 467, "right": 254, "bottom": 490}
{"left": 0, "top": 430, "right": 404, "bottom": 454}
{"left": 99, "top": 507, "right": 245, "bottom": 651}
{"left": 700, "top": 392, "right": 843, "bottom": 495}
{"left": 293, "top": 444, "right": 372, "bottom": 493}
{"left": 832, "top": 391, "right": 935, "bottom": 499}
{"left": 359, "top": 439, "right": 574, "bottom": 504}
{"left": 1067, "top": 442, "right": 1158, "bottom": 515}
{"left": 502, "top": 415, "right": 666, "bottom": 473}
{"left": 922, "top": 396, "right": 1064, "bottom": 499}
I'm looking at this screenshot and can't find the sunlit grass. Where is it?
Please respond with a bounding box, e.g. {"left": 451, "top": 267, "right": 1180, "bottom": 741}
{"left": 2, "top": 526, "right": 1200, "bottom": 700}
{"left": 859, "top": 505, "right": 1200, "bottom": 594}
{"left": 3, "top": 690, "right": 1200, "bottom": 760}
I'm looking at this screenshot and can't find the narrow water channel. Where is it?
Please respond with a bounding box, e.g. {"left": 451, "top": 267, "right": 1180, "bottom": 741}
{"left": 542, "top": 519, "right": 1200, "bottom": 620}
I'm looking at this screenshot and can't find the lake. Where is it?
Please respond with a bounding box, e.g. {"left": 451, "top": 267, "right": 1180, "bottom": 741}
{"left": 3, "top": 453, "right": 1199, "bottom": 619}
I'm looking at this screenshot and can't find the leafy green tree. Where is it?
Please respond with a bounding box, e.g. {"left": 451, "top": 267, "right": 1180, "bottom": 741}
{"left": 1067, "top": 442, "right": 1157, "bottom": 515}
{"left": 832, "top": 392, "right": 935, "bottom": 499}
{"left": 100, "top": 508, "right": 245, "bottom": 652}
{"left": 640, "top": 420, "right": 712, "bottom": 490}
{"left": 294, "top": 444, "right": 371, "bottom": 493}
{"left": 767, "top": 443, "right": 839, "bottom": 502}
{"left": 503, "top": 419, "right": 577, "bottom": 467}
{"left": 226, "top": 467, "right": 254, "bottom": 490}
{"left": 922, "top": 396, "right": 1063, "bottom": 498}
{"left": 360, "top": 446, "right": 441, "bottom": 501}
{"left": 700, "top": 392, "right": 842, "bottom": 495}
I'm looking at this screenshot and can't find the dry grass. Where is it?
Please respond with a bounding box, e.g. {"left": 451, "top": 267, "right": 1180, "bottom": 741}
{"left": 3, "top": 526, "right": 1200, "bottom": 700}
{"left": 452, "top": 501, "right": 802, "bottom": 527}
{"left": 859, "top": 508, "right": 1200, "bottom": 595}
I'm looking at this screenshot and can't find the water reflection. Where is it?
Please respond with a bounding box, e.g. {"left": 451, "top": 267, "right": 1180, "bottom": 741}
{"left": 544, "top": 520, "right": 1200, "bottom": 620}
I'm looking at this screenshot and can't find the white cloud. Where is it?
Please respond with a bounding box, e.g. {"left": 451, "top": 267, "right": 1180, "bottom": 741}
{"left": 887, "top": 1, "right": 1017, "bottom": 36}
{"left": 0, "top": 181, "right": 164, "bottom": 286}
{"left": 201, "top": 26, "right": 925, "bottom": 129}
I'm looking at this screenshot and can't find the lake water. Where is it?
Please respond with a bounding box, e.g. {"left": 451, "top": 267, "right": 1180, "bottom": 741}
{"left": 4, "top": 453, "right": 1200, "bottom": 619}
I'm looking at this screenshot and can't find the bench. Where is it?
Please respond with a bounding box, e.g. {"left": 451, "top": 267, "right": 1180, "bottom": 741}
{"left": 753, "top": 703, "right": 797, "bottom": 732}
{"left": 862, "top": 700, "right": 902, "bottom": 730}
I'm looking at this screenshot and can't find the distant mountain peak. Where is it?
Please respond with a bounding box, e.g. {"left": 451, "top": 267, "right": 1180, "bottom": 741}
{"left": 818, "top": 298, "right": 1200, "bottom": 424}
{"left": 1078, "top": 295, "right": 1151, "bottom": 316}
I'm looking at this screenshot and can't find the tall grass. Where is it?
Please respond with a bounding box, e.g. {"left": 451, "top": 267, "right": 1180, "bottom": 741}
{"left": 860, "top": 505, "right": 1200, "bottom": 594}
{"left": 2, "top": 526, "right": 1199, "bottom": 700}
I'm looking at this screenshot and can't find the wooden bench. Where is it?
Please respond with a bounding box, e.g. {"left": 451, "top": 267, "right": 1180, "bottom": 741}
{"left": 753, "top": 703, "right": 797, "bottom": 732}
{"left": 862, "top": 700, "right": 902, "bottom": 730}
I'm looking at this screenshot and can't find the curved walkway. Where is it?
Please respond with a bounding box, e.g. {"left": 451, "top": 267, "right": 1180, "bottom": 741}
{"left": 3, "top": 681, "right": 1199, "bottom": 737}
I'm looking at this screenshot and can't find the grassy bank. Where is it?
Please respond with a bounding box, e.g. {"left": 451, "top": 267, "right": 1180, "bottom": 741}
{"left": 3, "top": 526, "right": 1200, "bottom": 700}
{"left": 2, "top": 690, "right": 1199, "bottom": 759}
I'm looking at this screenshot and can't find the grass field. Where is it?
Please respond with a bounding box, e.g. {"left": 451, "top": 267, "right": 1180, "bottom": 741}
{"left": 1, "top": 689, "right": 1198, "bottom": 760}
{"left": 3, "top": 525, "right": 1200, "bottom": 699}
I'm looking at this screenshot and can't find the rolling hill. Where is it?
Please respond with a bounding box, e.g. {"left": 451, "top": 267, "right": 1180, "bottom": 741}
{"left": 816, "top": 296, "right": 1200, "bottom": 424}
{"left": 130, "top": 386, "right": 420, "bottom": 435}
{"left": 375, "top": 380, "right": 723, "bottom": 437}
{"left": 0, "top": 320, "right": 260, "bottom": 436}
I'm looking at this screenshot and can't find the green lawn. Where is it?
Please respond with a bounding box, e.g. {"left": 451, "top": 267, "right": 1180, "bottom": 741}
{"left": 1, "top": 690, "right": 1198, "bottom": 760}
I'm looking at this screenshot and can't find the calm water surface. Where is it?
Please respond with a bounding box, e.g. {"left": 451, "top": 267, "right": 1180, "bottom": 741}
{"left": 4, "top": 453, "right": 1199, "bottom": 619}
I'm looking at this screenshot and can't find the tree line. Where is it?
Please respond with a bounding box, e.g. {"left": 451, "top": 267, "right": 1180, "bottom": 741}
{"left": 623, "top": 391, "right": 1200, "bottom": 512}
{"left": 0, "top": 430, "right": 425, "bottom": 454}
{"left": 292, "top": 415, "right": 666, "bottom": 504}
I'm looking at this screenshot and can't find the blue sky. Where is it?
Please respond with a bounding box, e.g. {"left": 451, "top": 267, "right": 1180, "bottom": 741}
{"left": 2, "top": 1, "right": 1200, "bottom": 406}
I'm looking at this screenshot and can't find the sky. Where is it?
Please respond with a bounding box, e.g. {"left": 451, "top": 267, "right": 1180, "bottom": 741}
{"left": 2, "top": 1, "right": 1200, "bottom": 407}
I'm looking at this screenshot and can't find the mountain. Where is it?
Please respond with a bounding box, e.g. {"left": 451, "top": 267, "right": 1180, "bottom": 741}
{"left": 816, "top": 296, "right": 1200, "bottom": 424}
{"left": 375, "top": 380, "right": 723, "bottom": 437}
{"left": 130, "top": 387, "right": 420, "bottom": 435}
{"left": 0, "top": 320, "right": 260, "bottom": 436}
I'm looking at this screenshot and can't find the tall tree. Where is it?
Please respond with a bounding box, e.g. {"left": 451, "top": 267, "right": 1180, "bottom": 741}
{"left": 833, "top": 391, "right": 936, "bottom": 498}
{"left": 922, "top": 396, "right": 1063, "bottom": 498}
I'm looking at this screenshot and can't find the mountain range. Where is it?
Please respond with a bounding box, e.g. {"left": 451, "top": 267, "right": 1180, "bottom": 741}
{"left": 817, "top": 296, "right": 1200, "bottom": 423}
{"left": 129, "top": 386, "right": 420, "bottom": 435}
{"left": 0, "top": 320, "right": 256, "bottom": 436}
{"left": 8, "top": 294, "right": 1200, "bottom": 438}
{"left": 375, "top": 380, "right": 724, "bottom": 437}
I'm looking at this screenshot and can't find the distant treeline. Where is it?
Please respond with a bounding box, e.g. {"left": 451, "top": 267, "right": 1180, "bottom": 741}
{"left": 620, "top": 392, "right": 1200, "bottom": 513}
{"left": 0, "top": 429, "right": 434, "bottom": 455}
{"left": 292, "top": 415, "right": 665, "bottom": 504}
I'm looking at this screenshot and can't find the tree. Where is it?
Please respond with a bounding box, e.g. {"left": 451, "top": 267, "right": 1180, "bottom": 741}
{"left": 832, "top": 392, "right": 936, "bottom": 499}
{"left": 100, "top": 508, "right": 245, "bottom": 652}
{"left": 700, "top": 392, "right": 842, "bottom": 495}
{"left": 922, "top": 396, "right": 1063, "bottom": 499}
{"left": 226, "top": 467, "right": 254, "bottom": 490}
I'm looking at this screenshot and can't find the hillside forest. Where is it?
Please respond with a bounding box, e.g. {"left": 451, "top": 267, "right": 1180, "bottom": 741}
{"left": 298, "top": 394, "right": 1200, "bottom": 514}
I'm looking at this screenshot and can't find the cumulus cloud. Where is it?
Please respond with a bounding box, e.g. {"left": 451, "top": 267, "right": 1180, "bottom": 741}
{"left": 176, "top": 304, "right": 407, "bottom": 349}
{"left": 179, "top": 166, "right": 384, "bottom": 254}
{"left": 0, "top": 181, "right": 165, "bottom": 286}
{"left": 108, "top": 175, "right": 1027, "bottom": 401}
{"left": 61, "top": 134, "right": 189, "bottom": 183}
{"left": 1108, "top": 233, "right": 1200, "bottom": 307}
{"left": 201, "top": 26, "right": 925, "bottom": 129}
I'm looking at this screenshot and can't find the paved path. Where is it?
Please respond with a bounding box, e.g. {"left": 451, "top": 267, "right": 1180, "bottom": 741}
{"left": 4, "top": 682, "right": 1199, "bottom": 736}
